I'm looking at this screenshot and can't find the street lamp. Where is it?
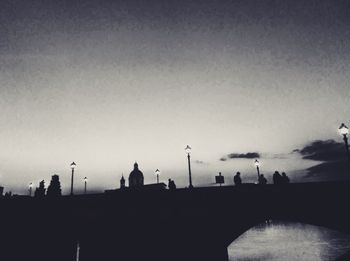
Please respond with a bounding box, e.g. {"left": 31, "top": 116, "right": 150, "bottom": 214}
{"left": 70, "top": 162, "right": 76, "bottom": 195}
{"left": 254, "top": 159, "right": 260, "bottom": 182}
{"left": 155, "top": 169, "right": 160, "bottom": 184}
{"left": 84, "top": 177, "right": 88, "bottom": 194}
{"left": 29, "top": 182, "right": 33, "bottom": 196}
{"left": 339, "top": 123, "right": 350, "bottom": 161}
{"left": 185, "top": 145, "right": 193, "bottom": 189}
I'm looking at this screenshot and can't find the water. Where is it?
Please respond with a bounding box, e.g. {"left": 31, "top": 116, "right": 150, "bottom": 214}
{"left": 228, "top": 221, "right": 350, "bottom": 261}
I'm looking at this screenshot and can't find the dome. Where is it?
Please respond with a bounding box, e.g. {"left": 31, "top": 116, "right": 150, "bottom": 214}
{"left": 128, "top": 162, "right": 144, "bottom": 187}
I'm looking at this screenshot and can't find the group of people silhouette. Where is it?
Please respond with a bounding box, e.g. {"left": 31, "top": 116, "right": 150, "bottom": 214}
{"left": 233, "top": 171, "right": 290, "bottom": 185}
{"left": 272, "top": 171, "right": 290, "bottom": 184}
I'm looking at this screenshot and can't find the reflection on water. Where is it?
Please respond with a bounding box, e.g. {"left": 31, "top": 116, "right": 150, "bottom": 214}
{"left": 228, "top": 221, "right": 350, "bottom": 261}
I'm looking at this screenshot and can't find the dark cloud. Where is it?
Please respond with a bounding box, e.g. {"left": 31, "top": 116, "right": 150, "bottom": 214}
{"left": 305, "top": 160, "right": 349, "bottom": 180}
{"left": 296, "top": 139, "right": 350, "bottom": 180}
{"left": 298, "top": 139, "right": 345, "bottom": 162}
{"left": 220, "top": 152, "right": 260, "bottom": 161}
{"left": 228, "top": 152, "right": 260, "bottom": 159}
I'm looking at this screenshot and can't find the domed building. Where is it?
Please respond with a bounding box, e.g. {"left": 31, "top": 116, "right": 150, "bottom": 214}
{"left": 128, "top": 162, "right": 144, "bottom": 187}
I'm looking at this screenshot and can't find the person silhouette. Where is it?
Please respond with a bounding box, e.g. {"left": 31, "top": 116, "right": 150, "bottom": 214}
{"left": 234, "top": 172, "right": 242, "bottom": 185}
{"left": 168, "top": 179, "right": 172, "bottom": 189}
{"left": 258, "top": 174, "right": 267, "bottom": 185}
{"left": 273, "top": 171, "right": 282, "bottom": 184}
{"left": 281, "top": 172, "right": 290, "bottom": 184}
{"left": 171, "top": 180, "right": 176, "bottom": 190}
{"left": 168, "top": 179, "right": 176, "bottom": 190}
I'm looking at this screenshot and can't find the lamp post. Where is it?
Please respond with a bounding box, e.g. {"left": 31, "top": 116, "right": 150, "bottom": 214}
{"left": 254, "top": 159, "right": 260, "bottom": 182}
{"left": 29, "top": 182, "right": 33, "bottom": 196}
{"left": 70, "top": 162, "right": 76, "bottom": 195}
{"left": 84, "top": 177, "right": 88, "bottom": 194}
{"left": 155, "top": 169, "right": 160, "bottom": 184}
{"left": 185, "top": 145, "right": 193, "bottom": 189}
{"left": 339, "top": 123, "right": 350, "bottom": 161}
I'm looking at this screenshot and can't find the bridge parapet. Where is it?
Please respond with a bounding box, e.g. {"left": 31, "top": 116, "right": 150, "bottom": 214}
{"left": 0, "top": 181, "right": 349, "bottom": 261}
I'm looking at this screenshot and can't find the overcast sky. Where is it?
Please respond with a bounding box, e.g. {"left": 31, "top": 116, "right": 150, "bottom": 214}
{"left": 1, "top": 0, "right": 350, "bottom": 194}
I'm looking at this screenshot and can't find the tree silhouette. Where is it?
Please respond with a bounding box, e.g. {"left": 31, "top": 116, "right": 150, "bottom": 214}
{"left": 34, "top": 180, "right": 46, "bottom": 198}
{"left": 47, "top": 175, "right": 62, "bottom": 197}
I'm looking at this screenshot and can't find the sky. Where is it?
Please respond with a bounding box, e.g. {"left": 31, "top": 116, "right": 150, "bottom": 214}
{"left": 1, "top": 0, "right": 350, "bottom": 194}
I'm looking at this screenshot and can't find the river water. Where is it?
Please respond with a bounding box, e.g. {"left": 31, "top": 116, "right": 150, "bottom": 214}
{"left": 228, "top": 221, "right": 350, "bottom": 261}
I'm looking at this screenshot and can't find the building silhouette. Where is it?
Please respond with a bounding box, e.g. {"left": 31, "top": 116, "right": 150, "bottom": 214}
{"left": 105, "top": 163, "right": 167, "bottom": 193}
{"left": 120, "top": 175, "right": 125, "bottom": 189}
{"left": 128, "top": 162, "right": 144, "bottom": 187}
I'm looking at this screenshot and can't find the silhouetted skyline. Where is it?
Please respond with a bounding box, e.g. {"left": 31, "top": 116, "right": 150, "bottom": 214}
{"left": 1, "top": 0, "right": 350, "bottom": 194}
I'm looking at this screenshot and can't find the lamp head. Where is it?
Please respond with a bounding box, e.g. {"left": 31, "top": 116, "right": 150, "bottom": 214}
{"left": 70, "top": 162, "right": 76, "bottom": 169}
{"left": 254, "top": 159, "right": 260, "bottom": 167}
{"left": 84, "top": 177, "right": 88, "bottom": 182}
{"left": 185, "top": 145, "right": 192, "bottom": 154}
{"left": 155, "top": 169, "right": 160, "bottom": 175}
{"left": 339, "top": 123, "right": 349, "bottom": 136}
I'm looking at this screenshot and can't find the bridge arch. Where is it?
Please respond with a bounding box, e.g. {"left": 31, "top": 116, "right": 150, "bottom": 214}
{"left": 227, "top": 220, "right": 350, "bottom": 261}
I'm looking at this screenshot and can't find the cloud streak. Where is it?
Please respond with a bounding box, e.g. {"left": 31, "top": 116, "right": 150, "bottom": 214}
{"left": 298, "top": 139, "right": 345, "bottom": 162}
{"left": 194, "top": 160, "right": 208, "bottom": 165}
{"left": 220, "top": 152, "right": 260, "bottom": 161}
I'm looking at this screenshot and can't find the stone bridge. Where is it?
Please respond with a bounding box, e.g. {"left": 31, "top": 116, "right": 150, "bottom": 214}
{"left": 1, "top": 181, "right": 349, "bottom": 261}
